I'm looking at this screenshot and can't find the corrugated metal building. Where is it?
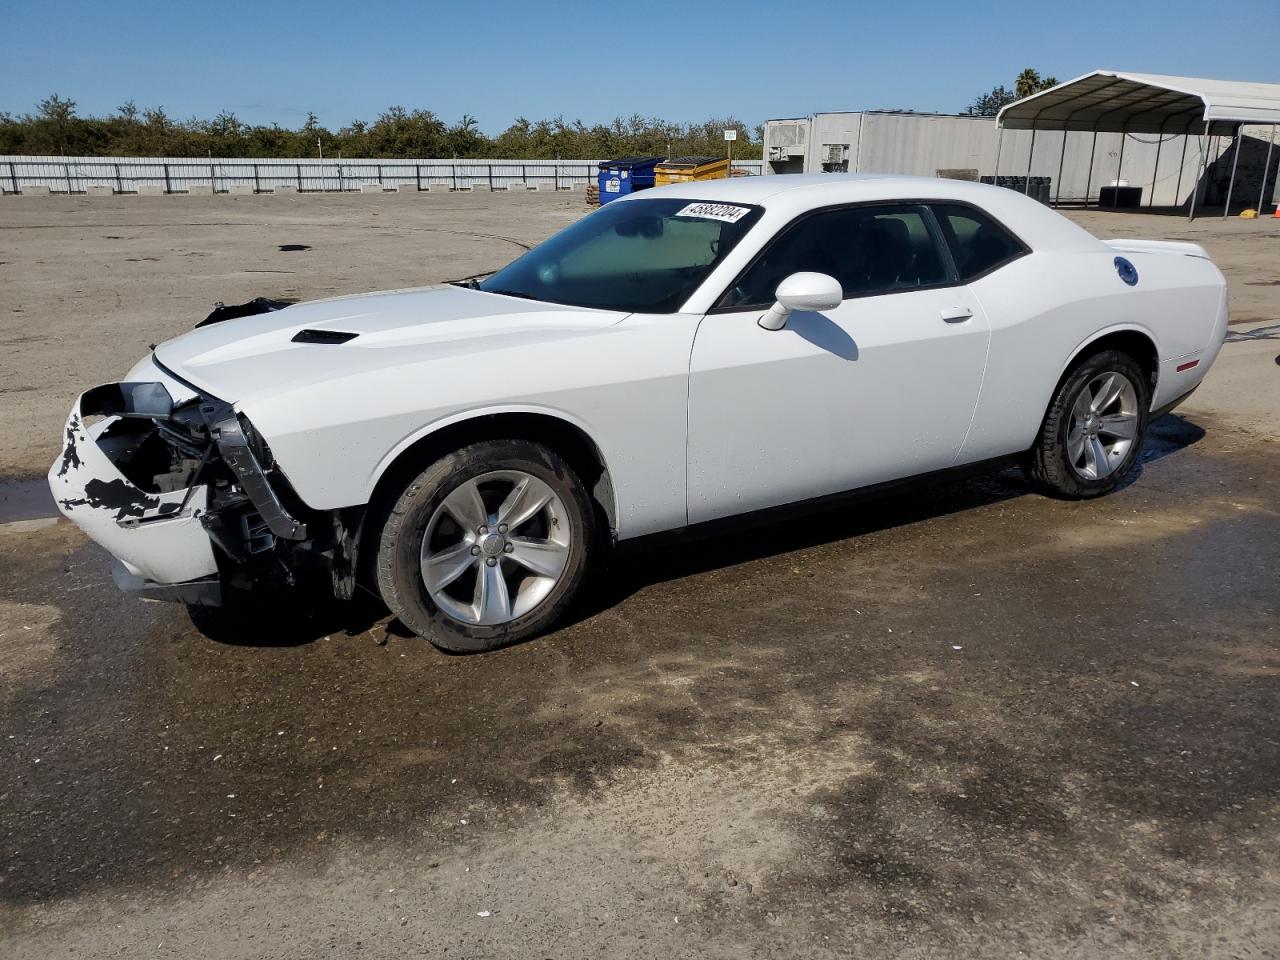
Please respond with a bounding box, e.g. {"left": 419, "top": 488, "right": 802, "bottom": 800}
{"left": 762, "top": 111, "right": 1265, "bottom": 207}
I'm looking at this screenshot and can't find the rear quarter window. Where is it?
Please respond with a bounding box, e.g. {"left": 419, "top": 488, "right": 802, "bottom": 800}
{"left": 931, "top": 203, "right": 1028, "bottom": 281}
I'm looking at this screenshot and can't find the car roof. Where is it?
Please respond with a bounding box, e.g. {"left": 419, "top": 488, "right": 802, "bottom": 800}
{"left": 627, "top": 172, "right": 900, "bottom": 205}
{"left": 624, "top": 173, "right": 1103, "bottom": 252}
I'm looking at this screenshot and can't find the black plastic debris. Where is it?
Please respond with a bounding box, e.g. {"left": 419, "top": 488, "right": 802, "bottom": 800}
{"left": 197, "top": 297, "right": 292, "bottom": 328}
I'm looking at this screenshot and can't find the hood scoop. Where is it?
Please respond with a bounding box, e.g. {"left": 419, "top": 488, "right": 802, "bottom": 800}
{"left": 292, "top": 329, "right": 359, "bottom": 344}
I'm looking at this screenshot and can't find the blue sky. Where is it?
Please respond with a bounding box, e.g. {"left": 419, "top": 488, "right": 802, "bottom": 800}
{"left": 2, "top": 0, "right": 1275, "bottom": 132}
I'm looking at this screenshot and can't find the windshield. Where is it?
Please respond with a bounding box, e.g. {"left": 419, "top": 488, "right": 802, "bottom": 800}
{"left": 478, "top": 197, "right": 764, "bottom": 313}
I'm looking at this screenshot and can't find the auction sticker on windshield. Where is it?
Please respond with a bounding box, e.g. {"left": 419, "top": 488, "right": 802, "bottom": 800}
{"left": 674, "top": 202, "right": 752, "bottom": 223}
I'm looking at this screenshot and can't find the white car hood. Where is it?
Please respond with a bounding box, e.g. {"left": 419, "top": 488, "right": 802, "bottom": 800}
{"left": 153, "top": 284, "right": 628, "bottom": 404}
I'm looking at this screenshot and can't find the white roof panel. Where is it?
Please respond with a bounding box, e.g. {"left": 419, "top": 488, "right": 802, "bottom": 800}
{"left": 997, "top": 70, "right": 1280, "bottom": 134}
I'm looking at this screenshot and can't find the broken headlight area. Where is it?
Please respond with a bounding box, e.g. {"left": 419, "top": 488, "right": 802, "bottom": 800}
{"left": 52, "top": 379, "right": 361, "bottom": 605}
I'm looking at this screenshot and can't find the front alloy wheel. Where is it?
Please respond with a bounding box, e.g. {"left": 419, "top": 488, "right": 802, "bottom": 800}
{"left": 421, "top": 471, "right": 571, "bottom": 626}
{"left": 376, "top": 440, "right": 594, "bottom": 652}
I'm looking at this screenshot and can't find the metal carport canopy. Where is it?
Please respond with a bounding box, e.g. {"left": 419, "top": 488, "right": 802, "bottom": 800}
{"left": 997, "top": 70, "right": 1280, "bottom": 134}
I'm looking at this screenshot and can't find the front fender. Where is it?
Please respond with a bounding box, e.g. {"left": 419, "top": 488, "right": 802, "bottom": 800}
{"left": 239, "top": 313, "right": 697, "bottom": 540}
{"left": 365, "top": 402, "right": 611, "bottom": 501}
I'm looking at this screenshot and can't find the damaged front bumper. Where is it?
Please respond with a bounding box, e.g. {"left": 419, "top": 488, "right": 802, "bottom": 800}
{"left": 48, "top": 366, "right": 334, "bottom": 606}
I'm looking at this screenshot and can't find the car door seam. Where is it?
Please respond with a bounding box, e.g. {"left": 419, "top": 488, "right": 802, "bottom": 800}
{"left": 683, "top": 312, "right": 708, "bottom": 528}
{"left": 950, "top": 284, "right": 993, "bottom": 466}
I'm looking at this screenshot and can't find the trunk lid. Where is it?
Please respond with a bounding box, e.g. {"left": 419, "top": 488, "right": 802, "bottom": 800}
{"left": 1104, "top": 238, "right": 1212, "bottom": 260}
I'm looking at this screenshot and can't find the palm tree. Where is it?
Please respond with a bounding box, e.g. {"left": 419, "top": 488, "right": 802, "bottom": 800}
{"left": 1016, "top": 69, "right": 1042, "bottom": 99}
{"left": 1016, "top": 68, "right": 1059, "bottom": 99}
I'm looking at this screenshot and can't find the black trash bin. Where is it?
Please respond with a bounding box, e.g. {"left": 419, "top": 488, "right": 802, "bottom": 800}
{"left": 1098, "top": 185, "right": 1143, "bottom": 208}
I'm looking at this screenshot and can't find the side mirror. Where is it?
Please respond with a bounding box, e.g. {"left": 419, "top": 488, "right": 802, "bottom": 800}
{"left": 758, "top": 272, "right": 843, "bottom": 330}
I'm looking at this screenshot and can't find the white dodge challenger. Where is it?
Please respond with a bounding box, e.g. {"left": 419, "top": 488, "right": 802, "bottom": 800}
{"left": 49, "top": 174, "right": 1228, "bottom": 651}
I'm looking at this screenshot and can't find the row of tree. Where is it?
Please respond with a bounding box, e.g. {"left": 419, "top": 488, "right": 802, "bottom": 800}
{"left": 0, "top": 96, "right": 762, "bottom": 159}
{"left": 0, "top": 71, "right": 1059, "bottom": 158}
{"left": 964, "top": 68, "right": 1058, "bottom": 117}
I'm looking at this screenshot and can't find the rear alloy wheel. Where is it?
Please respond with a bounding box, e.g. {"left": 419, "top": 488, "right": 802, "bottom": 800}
{"left": 376, "top": 440, "right": 594, "bottom": 652}
{"left": 1024, "top": 348, "right": 1150, "bottom": 499}
{"left": 1066, "top": 371, "right": 1141, "bottom": 481}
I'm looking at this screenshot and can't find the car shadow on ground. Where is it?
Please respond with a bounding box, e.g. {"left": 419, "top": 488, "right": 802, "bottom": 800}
{"left": 187, "top": 584, "right": 390, "bottom": 648}
{"left": 192, "top": 414, "right": 1206, "bottom": 650}
{"left": 561, "top": 412, "right": 1206, "bottom": 638}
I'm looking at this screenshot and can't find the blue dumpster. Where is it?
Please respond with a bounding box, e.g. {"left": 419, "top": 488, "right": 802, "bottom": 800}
{"left": 597, "top": 156, "right": 664, "bottom": 204}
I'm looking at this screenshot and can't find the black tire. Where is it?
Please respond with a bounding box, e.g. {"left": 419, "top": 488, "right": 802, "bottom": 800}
{"left": 1023, "top": 348, "right": 1150, "bottom": 499}
{"left": 374, "top": 439, "right": 594, "bottom": 652}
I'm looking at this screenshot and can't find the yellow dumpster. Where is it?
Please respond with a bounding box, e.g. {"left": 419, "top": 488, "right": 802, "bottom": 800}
{"left": 654, "top": 156, "right": 730, "bottom": 186}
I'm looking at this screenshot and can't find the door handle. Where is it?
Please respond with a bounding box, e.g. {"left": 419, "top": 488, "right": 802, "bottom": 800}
{"left": 940, "top": 306, "right": 973, "bottom": 323}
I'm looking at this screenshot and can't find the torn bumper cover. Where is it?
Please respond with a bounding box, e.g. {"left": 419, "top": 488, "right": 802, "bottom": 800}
{"left": 48, "top": 376, "right": 317, "bottom": 606}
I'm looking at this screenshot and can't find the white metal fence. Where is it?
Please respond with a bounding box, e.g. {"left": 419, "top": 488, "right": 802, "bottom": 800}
{"left": 0, "top": 155, "right": 764, "bottom": 194}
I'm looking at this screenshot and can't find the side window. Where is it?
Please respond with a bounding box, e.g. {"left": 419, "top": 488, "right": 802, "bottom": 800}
{"left": 717, "top": 204, "right": 952, "bottom": 310}
{"left": 931, "top": 203, "right": 1026, "bottom": 281}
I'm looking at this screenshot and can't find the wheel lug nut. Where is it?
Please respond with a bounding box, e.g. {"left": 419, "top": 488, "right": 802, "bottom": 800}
{"left": 479, "top": 525, "right": 488, "bottom": 534}
{"left": 470, "top": 546, "right": 480, "bottom": 556}
{"left": 498, "top": 523, "right": 508, "bottom": 533}
{"left": 504, "top": 543, "right": 514, "bottom": 553}
{"left": 486, "top": 557, "right": 497, "bottom": 567}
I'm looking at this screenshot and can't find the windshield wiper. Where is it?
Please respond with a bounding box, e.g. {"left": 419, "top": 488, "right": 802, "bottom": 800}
{"left": 446, "top": 271, "right": 494, "bottom": 289}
